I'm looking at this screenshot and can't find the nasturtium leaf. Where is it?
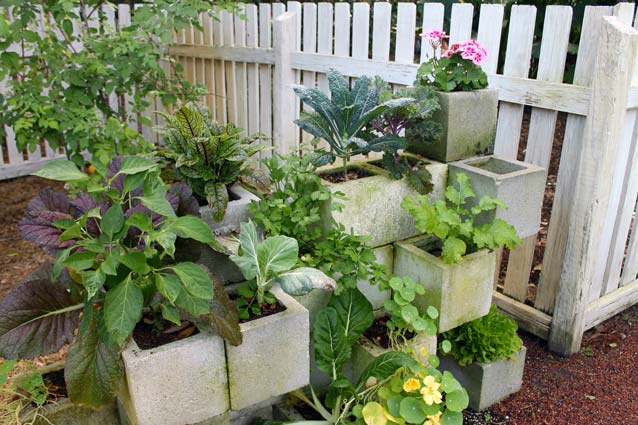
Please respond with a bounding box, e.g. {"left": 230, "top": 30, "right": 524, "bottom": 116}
{"left": 445, "top": 389, "right": 469, "bottom": 412}
{"left": 65, "top": 306, "right": 123, "bottom": 408}
{"left": 170, "top": 262, "right": 214, "bottom": 300}
{"left": 440, "top": 371, "right": 462, "bottom": 393}
{"left": 101, "top": 204, "right": 125, "bottom": 240}
{"left": 441, "top": 410, "right": 463, "bottom": 425}
{"left": 400, "top": 305, "right": 419, "bottom": 323}
{"left": 428, "top": 355, "right": 440, "bottom": 368}
{"left": 426, "top": 306, "right": 439, "bottom": 320}
{"left": 399, "top": 285, "right": 415, "bottom": 302}
{"left": 120, "top": 252, "right": 150, "bottom": 274}
{"left": 104, "top": 277, "right": 144, "bottom": 345}
{"left": 422, "top": 402, "right": 441, "bottom": 416}
{"left": 63, "top": 251, "right": 96, "bottom": 271}
{"left": 399, "top": 397, "right": 426, "bottom": 424}
{"left": 33, "top": 160, "right": 88, "bottom": 181}
{"left": 168, "top": 215, "right": 215, "bottom": 244}
{"left": 272, "top": 267, "right": 336, "bottom": 296}
{"left": 387, "top": 396, "right": 402, "bottom": 417}
{"left": 440, "top": 340, "right": 452, "bottom": 354}
{"left": 117, "top": 156, "right": 157, "bottom": 175}
{"left": 0, "top": 264, "right": 82, "bottom": 359}
{"left": 362, "top": 402, "right": 387, "bottom": 425}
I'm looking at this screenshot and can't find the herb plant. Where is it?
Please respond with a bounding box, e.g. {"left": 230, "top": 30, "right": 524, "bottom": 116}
{"left": 416, "top": 30, "right": 489, "bottom": 92}
{"left": 380, "top": 277, "right": 438, "bottom": 350}
{"left": 401, "top": 173, "right": 521, "bottom": 264}
{"left": 1, "top": 156, "right": 240, "bottom": 407}
{"left": 293, "top": 69, "right": 413, "bottom": 179}
{"left": 0, "top": 1, "right": 238, "bottom": 165}
{"left": 229, "top": 220, "right": 336, "bottom": 316}
{"left": 441, "top": 306, "right": 523, "bottom": 366}
{"left": 159, "top": 102, "right": 269, "bottom": 222}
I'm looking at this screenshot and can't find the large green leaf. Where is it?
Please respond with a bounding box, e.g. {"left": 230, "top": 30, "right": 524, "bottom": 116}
{"left": 205, "top": 181, "right": 229, "bottom": 222}
{"left": 313, "top": 307, "right": 351, "bottom": 379}
{"left": 356, "top": 352, "right": 419, "bottom": 391}
{"left": 328, "top": 288, "right": 373, "bottom": 343}
{"left": 175, "top": 286, "right": 210, "bottom": 317}
{"left": 229, "top": 220, "right": 261, "bottom": 280}
{"left": 65, "top": 306, "right": 123, "bottom": 408}
{"left": 0, "top": 264, "right": 82, "bottom": 359}
{"left": 117, "top": 156, "right": 158, "bottom": 176}
{"left": 104, "top": 276, "right": 144, "bottom": 345}
{"left": 156, "top": 273, "right": 181, "bottom": 303}
{"left": 175, "top": 105, "right": 205, "bottom": 138}
{"left": 140, "top": 193, "right": 177, "bottom": 218}
{"left": 32, "top": 160, "right": 88, "bottom": 181}
{"left": 272, "top": 267, "right": 336, "bottom": 296}
{"left": 167, "top": 215, "right": 216, "bottom": 244}
{"left": 170, "top": 262, "right": 214, "bottom": 300}
{"left": 101, "top": 204, "right": 125, "bottom": 240}
{"left": 399, "top": 397, "right": 427, "bottom": 424}
{"left": 257, "top": 235, "right": 298, "bottom": 277}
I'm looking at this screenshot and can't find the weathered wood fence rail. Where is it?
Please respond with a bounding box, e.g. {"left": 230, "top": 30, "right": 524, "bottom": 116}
{"left": 2, "top": 2, "right": 638, "bottom": 355}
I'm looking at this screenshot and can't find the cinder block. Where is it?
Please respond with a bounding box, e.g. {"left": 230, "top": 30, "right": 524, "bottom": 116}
{"left": 319, "top": 157, "right": 447, "bottom": 248}
{"left": 349, "top": 333, "right": 437, "bottom": 383}
{"left": 394, "top": 236, "right": 495, "bottom": 333}
{"left": 408, "top": 89, "right": 498, "bottom": 163}
{"left": 449, "top": 155, "right": 547, "bottom": 238}
{"left": 200, "top": 183, "right": 259, "bottom": 236}
{"left": 438, "top": 347, "right": 526, "bottom": 411}
{"left": 119, "top": 333, "right": 229, "bottom": 425}
{"left": 226, "top": 287, "right": 310, "bottom": 410}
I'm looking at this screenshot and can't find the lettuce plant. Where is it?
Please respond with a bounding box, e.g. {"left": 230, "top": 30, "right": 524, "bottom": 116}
{"left": 229, "top": 220, "right": 336, "bottom": 310}
{"left": 401, "top": 173, "right": 521, "bottom": 264}
{"left": 441, "top": 306, "right": 523, "bottom": 366}
{"left": 1, "top": 156, "right": 239, "bottom": 408}
{"left": 416, "top": 31, "right": 489, "bottom": 92}
{"left": 159, "top": 102, "right": 269, "bottom": 222}
{"left": 293, "top": 69, "right": 413, "bottom": 180}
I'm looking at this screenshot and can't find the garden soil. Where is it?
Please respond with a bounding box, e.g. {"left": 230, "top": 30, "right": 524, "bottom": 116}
{"left": 2, "top": 112, "right": 638, "bottom": 424}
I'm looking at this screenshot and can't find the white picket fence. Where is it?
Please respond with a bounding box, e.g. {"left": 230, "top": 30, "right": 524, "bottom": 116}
{"left": 3, "top": 2, "right": 638, "bottom": 355}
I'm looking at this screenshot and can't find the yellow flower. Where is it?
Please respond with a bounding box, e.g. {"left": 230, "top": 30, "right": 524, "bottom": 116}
{"left": 403, "top": 378, "right": 421, "bottom": 393}
{"left": 419, "top": 347, "right": 428, "bottom": 357}
{"left": 424, "top": 412, "right": 442, "bottom": 425}
{"left": 420, "top": 376, "right": 442, "bottom": 405}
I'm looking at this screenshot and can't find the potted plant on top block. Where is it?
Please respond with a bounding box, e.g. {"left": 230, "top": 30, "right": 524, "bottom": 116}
{"left": 293, "top": 69, "right": 447, "bottom": 248}
{"left": 395, "top": 173, "right": 521, "bottom": 332}
{"left": 409, "top": 30, "right": 498, "bottom": 163}
{"left": 0, "top": 156, "right": 240, "bottom": 425}
{"left": 228, "top": 220, "right": 337, "bottom": 411}
{"left": 438, "top": 306, "right": 526, "bottom": 410}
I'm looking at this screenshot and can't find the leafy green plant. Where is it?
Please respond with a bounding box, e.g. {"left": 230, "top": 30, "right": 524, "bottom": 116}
{"left": 0, "top": 156, "right": 240, "bottom": 408}
{"left": 417, "top": 32, "right": 489, "bottom": 92}
{"left": 401, "top": 173, "right": 521, "bottom": 264}
{"left": 293, "top": 69, "right": 413, "bottom": 180}
{"left": 0, "top": 1, "right": 239, "bottom": 165}
{"left": 247, "top": 153, "right": 335, "bottom": 254}
{"left": 379, "top": 277, "right": 438, "bottom": 350}
{"left": 0, "top": 360, "right": 50, "bottom": 424}
{"left": 441, "top": 306, "right": 523, "bottom": 366}
{"left": 15, "top": 370, "right": 49, "bottom": 407}
{"left": 229, "top": 220, "right": 336, "bottom": 313}
{"left": 158, "top": 102, "right": 269, "bottom": 222}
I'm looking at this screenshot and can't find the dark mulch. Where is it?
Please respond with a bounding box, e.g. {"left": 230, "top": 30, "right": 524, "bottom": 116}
{"left": 320, "top": 167, "right": 374, "bottom": 183}
{"left": 132, "top": 319, "right": 199, "bottom": 350}
{"left": 43, "top": 369, "right": 68, "bottom": 401}
{"left": 237, "top": 298, "right": 287, "bottom": 323}
{"left": 363, "top": 316, "right": 416, "bottom": 349}
{"left": 0, "top": 176, "right": 64, "bottom": 299}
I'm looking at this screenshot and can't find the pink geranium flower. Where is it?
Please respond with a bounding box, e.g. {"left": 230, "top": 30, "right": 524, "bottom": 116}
{"left": 421, "top": 29, "right": 449, "bottom": 42}
{"left": 442, "top": 40, "right": 488, "bottom": 65}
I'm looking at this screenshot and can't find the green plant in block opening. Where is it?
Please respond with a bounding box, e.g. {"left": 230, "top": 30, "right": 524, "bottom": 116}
{"left": 441, "top": 306, "right": 523, "bottom": 366}
{"left": 229, "top": 220, "right": 336, "bottom": 319}
{"left": 416, "top": 30, "right": 489, "bottom": 93}
{"left": 158, "top": 102, "right": 270, "bottom": 222}
{"left": 0, "top": 156, "right": 241, "bottom": 408}
{"left": 401, "top": 172, "right": 521, "bottom": 264}
{"left": 293, "top": 69, "right": 414, "bottom": 180}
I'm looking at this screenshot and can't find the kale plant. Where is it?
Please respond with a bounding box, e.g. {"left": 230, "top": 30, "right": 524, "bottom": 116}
{"left": 159, "top": 102, "right": 269, "bottom": 222}
{"left": 441, "top": 306, "right": 523, "bottom": 365}
{"left": 1, "top": 156, "right": 240, "bottom": 407}
{"left": 293, "top": 69, "right": 413, "bottom": 180}
{"left": 401, "top": 173, "right": 521, "bottom": 264}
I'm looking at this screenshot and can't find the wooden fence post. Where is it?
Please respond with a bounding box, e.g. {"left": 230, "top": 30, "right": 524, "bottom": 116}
{"left": 273, "top": 12, "right": 298, "bottom": 155}
{"left": 548, "top": 16, "right": 638, "bottom": 355}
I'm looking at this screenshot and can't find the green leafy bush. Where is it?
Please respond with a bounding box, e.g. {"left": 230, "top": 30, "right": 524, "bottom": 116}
{"left": 401, "top": 173, "right": 521, "bottom": 264}
{"left": 159, "top": 102, "right": 269, "bottom": 222}
{"left": 441, "top": 306, "right": 523, "bottom": 366}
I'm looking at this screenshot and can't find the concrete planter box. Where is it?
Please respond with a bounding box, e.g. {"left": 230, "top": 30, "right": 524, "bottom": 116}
{"left": 438, "top": 347, "right": 527, "bottom": 410}
{"left": 449, "top": 155, "right": 546, "bottom": 238}
{"left": 318, "top": 156, "right": 447, "bottom": 248}
{"left": 200, "top": 183, "right": 259, "bottom": 236}
{"left": 349, "top": 333, "right": 437, "bottom": 382}
{"left": 119, "top": 333, "right": 229, "bottom": 425}
{"left": 408, "top": 89, "right": 498, "bottom": 163}
{"left": 394, "top": 236, "right": 495, "bottom": 333}
{"left": 226, "top": 286, "right": 310, "bottom": 411}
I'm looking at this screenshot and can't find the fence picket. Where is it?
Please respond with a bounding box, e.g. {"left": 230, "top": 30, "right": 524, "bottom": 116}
{"left": 352, "top": 3, "right": 370, "bottom": 60}
{"left": 420, "top": 3, "right": 444, "bottom": 63}
{"left": 334, "top": 3, "right": 350, "bottom": 57}
{"left": 234, "top": 13, "right": 249, "bottom": 135}
{"left": 203, "top": 14, "right": 216, "bottom": 117}
{"left": 449, "top": 3, "right": 473, "bottom": 46}
{"left": 372, "top": 3, "right": 392, "bottom": 62}
{"left": 476, "top": 4, "right": 505, "bottom": 75}
{"left": 317, "top": 3, "right": 334, "bottom": 93}
{"left": 222, "top": 11, "right": 237, "bottom": 125}
{"left": 395, "top": 3, "right": 416, "bottom": 65}
{"left": 245, "top": 4, "right": 260, "bottom": 136}
{"left": 212, "top": 10, "right": 227, "bottom": 123}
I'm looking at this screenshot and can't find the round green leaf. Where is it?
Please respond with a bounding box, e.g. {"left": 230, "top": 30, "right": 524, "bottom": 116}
{"left": 399, "top": 286, "right": 415, "bottom": 302}
{"left": 426, "top": 305, "right": 439, "bottom": 319}
{"left": 441, "top": 340, "right": 452, "bottom": 354}
{"left": 362, "top": 402, "right": 387, "bottom": 425}
{"left": 401, "top": 305, "right": 419, "bottom": 323}
{"left": 440, "top": 371, "right": 462, "bottom": 393}
{"left": 441, "top": 410, "right": 463, "bottom": 425}
{"left": 389, "top": 277, "right": 403, "bottom": 290}
{"left": 399, "top": 397, "right": 426, "bottom": 424}
{"left": 428, "top": 355, "right": 440, "bottom": 368}
{"left": 445, "top": 389, "right": 469, "bottom": 412}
